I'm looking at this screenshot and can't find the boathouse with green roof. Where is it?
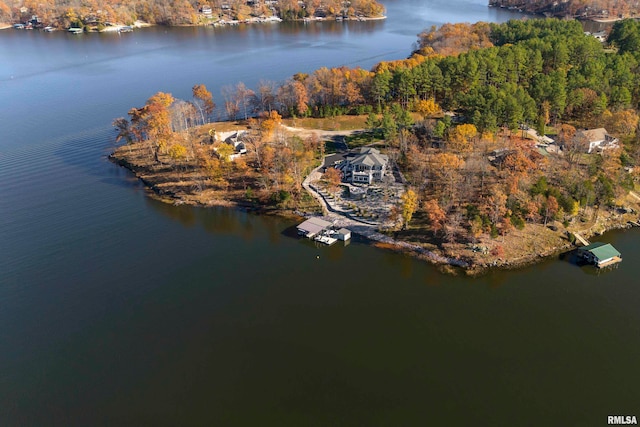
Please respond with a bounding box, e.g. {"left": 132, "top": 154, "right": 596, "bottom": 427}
{"left": 578, "top": 242, "right": 622, "bottom": 268}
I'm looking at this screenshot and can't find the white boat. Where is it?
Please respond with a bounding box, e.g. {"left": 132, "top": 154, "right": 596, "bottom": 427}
{"left": 314, "top": 234, "right": 337, "bottom": 245}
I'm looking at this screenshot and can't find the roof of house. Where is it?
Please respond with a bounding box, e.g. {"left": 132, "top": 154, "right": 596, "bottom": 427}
{"left": 337, "top": 228, "right": 351, "bottom": 234}
{"left": 323, "top": 153, "right": 347, "bottom": 169}
{"left": 350, "top": 147, "right": 388, "bottom": 168}
{"left": 579, "top": 242, "right": 621, "bottom": 260}
{"left": 297, "top": 217, "right": 332, "bottom": 235}
{"left": 578, "top": 128, "right": 609, "bottom": 143}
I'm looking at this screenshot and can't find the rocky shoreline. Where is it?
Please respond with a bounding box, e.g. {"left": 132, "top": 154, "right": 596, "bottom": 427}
{"left": 110, "top": 144, "right": 640, "bottom": 276}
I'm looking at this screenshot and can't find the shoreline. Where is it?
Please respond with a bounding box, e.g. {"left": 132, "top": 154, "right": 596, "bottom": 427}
{"left": 109, "top": 134, "right": 640, "bottom": 276}
{"left": 2, "top": 14, "right": 386, "bottom": 33}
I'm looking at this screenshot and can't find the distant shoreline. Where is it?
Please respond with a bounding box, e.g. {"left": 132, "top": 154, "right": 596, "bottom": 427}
{"left": 0, "top": 14, "right": 386, "bottom": 34}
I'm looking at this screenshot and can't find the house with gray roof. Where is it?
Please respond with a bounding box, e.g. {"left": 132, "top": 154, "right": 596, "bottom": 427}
{"left": 337, "top": 147, "right": 388, "bottom": 184}
{"left": 576, "top": 128, "right": 619, "bottom": 154}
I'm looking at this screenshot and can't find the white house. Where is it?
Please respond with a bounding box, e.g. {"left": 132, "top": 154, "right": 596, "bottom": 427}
{"left": 576, "top": 128, "right": 619, "bottom": 153}
{"left": 337, "top": 147, "right": 388, "bottom": 184}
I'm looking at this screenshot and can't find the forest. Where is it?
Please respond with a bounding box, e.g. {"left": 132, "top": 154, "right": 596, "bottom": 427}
{"left": 0, "top": 0, "right": 384, "bottom": 28}
{"left": 113, "top": 18, "right": 640, "bottom": 259}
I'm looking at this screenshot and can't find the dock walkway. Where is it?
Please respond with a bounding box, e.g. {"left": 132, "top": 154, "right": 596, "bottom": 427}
{"left": 573, "top": 232, "right": 590, "bottom": 246}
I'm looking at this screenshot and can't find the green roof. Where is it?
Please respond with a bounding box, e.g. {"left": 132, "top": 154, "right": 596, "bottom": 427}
{"left": 580, "top": 242, "right": 621, "bottom": 260}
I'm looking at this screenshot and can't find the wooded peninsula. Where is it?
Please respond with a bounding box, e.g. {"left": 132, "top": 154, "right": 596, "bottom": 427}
{"left": 490, "top": 0, "right": 640, "bottom": 21}
{"left": 111, "top": 18, "right": 640, "bottom": 274}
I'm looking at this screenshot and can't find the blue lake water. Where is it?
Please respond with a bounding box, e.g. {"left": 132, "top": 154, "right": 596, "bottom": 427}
{"left": 1, "top": 1, "right": 639, "bottom": 425}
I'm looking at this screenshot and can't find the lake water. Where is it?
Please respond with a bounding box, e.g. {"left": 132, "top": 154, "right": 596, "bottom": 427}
{"left": 1, "top": 1, "right": 639, "bottom": 425}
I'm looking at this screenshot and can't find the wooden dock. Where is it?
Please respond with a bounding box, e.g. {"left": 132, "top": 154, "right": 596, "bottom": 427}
{"left": 596, "top": 256, "right": 622, "bottom": 269}
{"left": 573, "top": 232, "right": 590, "bottom": 246}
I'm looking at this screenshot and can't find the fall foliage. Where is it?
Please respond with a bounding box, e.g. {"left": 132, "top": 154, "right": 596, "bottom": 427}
{"left": 0, "top": 0, "right": 384, "bottom": 28}
{"left": 112, "top": 18, "right": 640, "bottom": 258}
{"left": 114, "top": 90, "right": 323, "bottom": 210}
{"left": 490, "top": 0, "right": 640, "bottom": 20}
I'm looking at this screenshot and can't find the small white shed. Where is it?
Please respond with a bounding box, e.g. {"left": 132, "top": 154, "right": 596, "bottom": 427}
{"left": 336, "top": 228, "right": 351, "bottom": 241}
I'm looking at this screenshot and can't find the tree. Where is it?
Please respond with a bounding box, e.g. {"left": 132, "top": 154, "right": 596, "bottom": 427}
{"left": 543, "top": 195, "right": 559, "bottom": 225}
{"left": 392, "top": 69, "right": 417, "bottom": 108}
{"left": 415, "top": 98, "right": 441, "bottom": 118}
{"left": 400, "top": 188, "right": 419, "bottom": 229}
{"left": 423, "top": 199, "right": 446, "bottom": 235}
{"left": 112, "top": 117, "right": 133, "bottom": 144}
{"left": 431, "top": 152, "right": 465, "bottom": 202}
{"left": 235, "top": 82, "right": 256, "bottom": 120}
{"left": 260, "top": 110, "right": 282, "bottom": 139}
{"left": 134, "top": 92, "right": 175, "bottom": 163}
{"left": 214, "top": 142, "right": 235, "bottom": 162}
{"left": 391, "top": 103, "right": 414, "bottom": 129}
{"left": 168, "top": 143, "right": 187, "bottom": 162}
{"left": 254, "top": 80, "right": 277, "bottom": 113}
{"left": 486, "top": 187, "right": 507, "bottom": 226}
{"left": 380, "top": 111, "right": 398, "bottom": 141}
{"left": 606, "top": 109, "right": 639, "bottom": 137}
{"left": 448, "top": 123, "right": 477, "bottom": 152}
{"left": 170, "top": 100, "right": 198, "bottom": 132}
{"left": 192, "top": 84, "right": 215, "bottom": 124}
{"left": 277, "top": 78, "right": 308, "bottom": 116}
{"left": 222, "top": 85, "right": 240, "bottom": 120}
{"left": 491, "top": 244, "right": 504, "bottom": 258}
{"left": 370, "top": 71, "right": 391, "bottom": 112}
{"left": 608, "top": 19, "right": 640, "bottom": 58}
{"left": 365, "top": 112, "right": 379, "bottom": 131}
{"left": 323, "top": 167, "right": 342, "bottom": 193}
{"left": 559, "top": 124, "right": 587, "bottom": 167}
{"left": 433, "top": 120, "right": 447, "bottom": 139}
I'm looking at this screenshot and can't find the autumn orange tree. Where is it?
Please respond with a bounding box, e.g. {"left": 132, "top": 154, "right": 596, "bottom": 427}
{"left": 323, "top": 167, "right": 342, "bottom": 194}
{"left": 192, "top": 84, "right": 215, "bottom": 125}
{"left": 127, "top": 92, "right": 175, "bottom": 163}
{"left": 423, "top": 199, "right": 446, "bottom": 236}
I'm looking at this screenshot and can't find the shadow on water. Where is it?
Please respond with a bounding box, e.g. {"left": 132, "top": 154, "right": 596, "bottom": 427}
{"left": 144, "top": 196, "right": 303, "bottom": 246}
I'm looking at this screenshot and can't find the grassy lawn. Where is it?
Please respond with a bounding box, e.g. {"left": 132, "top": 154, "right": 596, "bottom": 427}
{"left": 344, "top": 129, "right": 384, "bottom": 148}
